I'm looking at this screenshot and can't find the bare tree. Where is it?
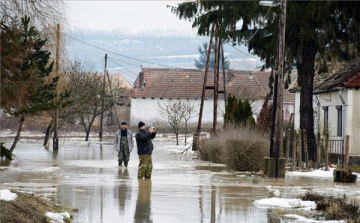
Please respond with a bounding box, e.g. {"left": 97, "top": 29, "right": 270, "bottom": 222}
{"left": 1, "top": 0, "right": 66, "bottom": 30}
{"left": 46, "top": 62, "right": 127, "bottom": 141}
{"left": 182, "top": 100, "right": 196, "bottom": 146}
{"left": 158, "top": 100, "right": 185, "bottom": 146}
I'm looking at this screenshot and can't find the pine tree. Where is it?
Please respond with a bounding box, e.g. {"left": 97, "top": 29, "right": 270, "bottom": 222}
{"left": 170, "top": 1, "right": 360, "bottom": 160}
{"left": 1, "top": 16, "right": 59, "bottom": 153}
{"left": 194, "top": 42, "right": 230, "bottom": 69}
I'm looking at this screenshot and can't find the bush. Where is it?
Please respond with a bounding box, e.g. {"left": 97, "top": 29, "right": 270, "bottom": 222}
{"left": 199, "top": 125, "right": 269, "bottom": 171}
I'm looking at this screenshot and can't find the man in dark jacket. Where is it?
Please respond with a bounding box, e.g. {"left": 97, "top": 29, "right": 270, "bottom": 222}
{"left": 135, "top": 121, "right": 156, "bottom": 179}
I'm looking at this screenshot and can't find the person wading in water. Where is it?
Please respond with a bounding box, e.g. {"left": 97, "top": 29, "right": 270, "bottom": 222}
{"left": 135, "top": 121, "right": 156, "bottom": 179}
{"left": 114, "top": 122, "right": 134, "bottom": 167}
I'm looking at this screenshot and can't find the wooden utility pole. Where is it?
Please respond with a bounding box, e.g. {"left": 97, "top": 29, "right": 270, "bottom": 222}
{"left": 105, "top": 70, "right": 121, "bottom": 128}
{"left": 53, "top": 24, "right": 60, "bottom": 151}
{"left": 220, "top": 40, "right": 227, "bottom": 110}
{"left": 213, "top": 36, "right": 219, "bottom": 134}
{"left": 99, "top": 54, "right": 107, "bottom": 142}
{"left": 197, "top": 23, "right": 215, "bottom": 134}
{"left": 274, "top": 0, "right": 287, "bottom": 177}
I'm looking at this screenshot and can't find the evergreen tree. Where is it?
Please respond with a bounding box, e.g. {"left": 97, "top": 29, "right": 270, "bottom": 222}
{"left": 194, "top": 42, "right": 230, "bottom": 69}
{"left": 1, "top": 16, "right": 59, "bottom": 153}
{"left": 170, "top": 1, "right": 360, "bottom": 160}
{"left": 257, "top": 96, "right": 273, "bottom": 133}
{"left": 224, "top": 94, "right": 254, "bottom": 127}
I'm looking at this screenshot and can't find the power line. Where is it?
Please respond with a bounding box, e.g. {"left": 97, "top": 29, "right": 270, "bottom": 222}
{"left": 107, "top": 56, "right": 141, "bottom": 68}
{"left": 227, "top": 43, "right": 262, "bottom": 61}
{"left": 63, "top": 33, "right": 181, "bottom": 69}
{"left": 108, "top": 58, "right": 139, "bottom": 76}
{"left": 107, "top": 65, "right": 138, "bottom": 79}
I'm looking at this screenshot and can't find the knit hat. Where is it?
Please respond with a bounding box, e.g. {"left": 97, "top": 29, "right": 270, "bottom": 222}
{"left": 138, "top": 121, "right": 145, "bottom": 129}
{"left": 121, "top": 122, "right": 127, "bottom": 126}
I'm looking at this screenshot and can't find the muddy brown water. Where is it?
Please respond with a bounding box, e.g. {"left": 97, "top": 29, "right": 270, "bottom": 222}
{"left": 1, "top": 136, "right": 359, "bottom": 223}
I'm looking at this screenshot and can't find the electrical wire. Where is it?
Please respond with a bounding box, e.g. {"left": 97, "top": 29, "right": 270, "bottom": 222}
{"left": 227, "top": 43, "right": 261, "bottom": 61}
{"left": 108, "top": 58, "right": 139, "bottom": 76}
{"left": 107, "top": 65, "right": 138, "bottom": 79}
{"left": 63, "top": 33, "right": 181, "bottom": 69}
{"left": 107, "top": 56, "right": 141, "bottom": 68}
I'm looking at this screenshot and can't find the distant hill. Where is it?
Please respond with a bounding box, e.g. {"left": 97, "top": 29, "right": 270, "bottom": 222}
{"left": 65, "top": 29, "right": 264, "bottom": 83}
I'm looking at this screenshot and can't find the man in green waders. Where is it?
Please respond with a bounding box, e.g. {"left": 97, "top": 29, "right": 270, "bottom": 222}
{"left": 114, "top": 122, "right": 134, "bottom": 167}
{"left": 135, "top": 121, "right": 156, "bottom": 179}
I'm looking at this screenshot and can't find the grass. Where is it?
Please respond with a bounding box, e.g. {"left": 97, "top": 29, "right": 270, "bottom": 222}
{"left": 0, "top": 190, "right": 76, "bottom": 223}
{"left": 302, "top": 192, "right": 360, "bottom": 222}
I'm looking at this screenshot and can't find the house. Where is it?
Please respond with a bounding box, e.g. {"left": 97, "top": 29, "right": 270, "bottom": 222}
{"left": 290, "top": 57, "right": 360, "bottom": 156}
{"left": 95, "top": 73, "right": 132, "bottom": 126}
{"left": 313, "top": 57, "right": 360, "bottom": 156}
{"left": 252, "top": 71, "right": 296, "bottom": 123}
{"left": 130, "top": 68, "right": 295, "bottom": 129}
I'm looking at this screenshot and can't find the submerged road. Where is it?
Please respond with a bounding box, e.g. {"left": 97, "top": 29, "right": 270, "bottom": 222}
{"left": 1, "top": 135, "right": 359, "bottom": 223}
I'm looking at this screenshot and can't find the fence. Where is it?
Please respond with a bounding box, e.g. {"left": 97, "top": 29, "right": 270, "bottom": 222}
{"left": 285, "top": 129, "right": 347, "bottom": 170}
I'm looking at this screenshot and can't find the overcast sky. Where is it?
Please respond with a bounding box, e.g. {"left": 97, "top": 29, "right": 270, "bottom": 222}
{"left": 66, "top": 1, "right": 195, "bottom": 33}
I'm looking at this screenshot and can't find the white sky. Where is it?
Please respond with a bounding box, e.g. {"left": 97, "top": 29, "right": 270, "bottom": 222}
{"left": 66, "top": 1, "right": 195, "bottom": 33}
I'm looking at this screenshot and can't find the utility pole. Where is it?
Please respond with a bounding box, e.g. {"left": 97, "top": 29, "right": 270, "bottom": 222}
{"left": 213, "top": 35, "right": 219, "bottom": 134}
{"left": 274, "top": 0, "right": 287, "bottom": 177}
{"left": 220, "top": 40, "right": 227, "bottom": 111}
{"left": 197, "top": 23, "right": 215, "bottom": 135}
{"left": 53, "top": 23, "right": 60, "bottom": 151}
{"left": 99, "top": 54, "right": 107, "bottom": 142}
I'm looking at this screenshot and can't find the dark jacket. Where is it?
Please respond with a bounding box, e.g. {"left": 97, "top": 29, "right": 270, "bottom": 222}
{"left": 135, "top": 130, "right": 156, "bottom": 155}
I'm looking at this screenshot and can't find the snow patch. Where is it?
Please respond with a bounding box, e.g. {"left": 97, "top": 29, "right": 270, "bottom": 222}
{"left": 254, "top": 197, "right": 316, "bottom": 210}
{"left": 0, "top": 189, "right": 17, "bottom": 201}
{"left": 283, "top": 214, "right": 345, "bottom": 223}
{"left": 45, "top": 212, "right": 70, "bottom": 223}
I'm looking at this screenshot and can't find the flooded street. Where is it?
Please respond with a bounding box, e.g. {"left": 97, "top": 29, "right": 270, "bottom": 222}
{"left": 1, "top": 135, "right": 360, "bottom": 223}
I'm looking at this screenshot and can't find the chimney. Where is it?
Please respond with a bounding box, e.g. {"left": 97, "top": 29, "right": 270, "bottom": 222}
{"left": 139, "top": 66, "right": 144, "bottom": 90}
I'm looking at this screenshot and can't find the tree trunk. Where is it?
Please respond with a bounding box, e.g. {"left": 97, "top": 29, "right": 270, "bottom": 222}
{"left": 85, "top": 125, "right": 91, "bottom": 141}
{"left": 176, "top": 132, "right": 179, "bottom": 146}
{"left": 185, "top": 121, "right": 188, "bottom": 146}
{"left": 43, "top": 118, "right": 54, "bottom": 147}
{"left": 300, "top": 39, "right": 317, "bottom": 161}
{"left": 10, "top": 115, "right": 25, "bottom": 153}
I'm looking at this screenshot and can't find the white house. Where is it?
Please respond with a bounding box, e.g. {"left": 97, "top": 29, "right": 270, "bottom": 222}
{"left": 313, "top": 57, "right": 360, "bottom": 156}
{"left": 130, "top": 68, "right": 295, "bottom": 130}
{"left": 290, "top": 57, "right": 360, "bottom": 156}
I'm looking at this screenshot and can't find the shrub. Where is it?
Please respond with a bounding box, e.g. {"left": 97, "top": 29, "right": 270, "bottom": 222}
{"left": 199, "top": 125, "right": 269, "bottom": 171}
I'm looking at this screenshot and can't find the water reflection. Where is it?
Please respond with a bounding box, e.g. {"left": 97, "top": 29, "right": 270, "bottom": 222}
{"left": 117, "top": 168, "right": 130, "bottom": 211}
{"left": 134, "top": 179, "right": 152, "bottom": 223}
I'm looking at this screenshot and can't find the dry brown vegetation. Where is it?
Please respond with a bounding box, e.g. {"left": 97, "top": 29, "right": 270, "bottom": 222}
{"left": 302, "top": 192, "right": 360, "bottom": 222}
{"left": 0, "top": 190, "right": 75, "bottom": 223}
{"left": 199, "top": 126, "right": 269, "bottom": 171}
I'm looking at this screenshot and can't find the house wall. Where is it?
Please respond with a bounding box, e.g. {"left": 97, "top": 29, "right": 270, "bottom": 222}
{"left": 130, "top": 97, "right": 264, "bottom": 130}
{"left": 349, "top": 89, "right": 360, "bottom": 156}
{"left": 293, "top": 88, "right": 360, "bottom": 156}
{"left": 316, "top": 89, "right": 360, "bottom": 156}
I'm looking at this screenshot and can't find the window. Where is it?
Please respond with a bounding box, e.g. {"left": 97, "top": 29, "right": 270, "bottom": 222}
{"left": 322, "top": 106, "right": 328, "bottom": 134}
{"left": 336, "top": 106, "right": 342, "bottom": 137}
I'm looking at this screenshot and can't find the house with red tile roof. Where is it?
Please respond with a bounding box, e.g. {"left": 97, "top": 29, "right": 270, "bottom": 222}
{"left": 130, "top": 68, "right": 295, "bottom": 130}
{"left": 313, "top": 57, "right": 360, "bottom": 156}
{"left": 289, "top": 57, "right": 360, "bottom": 156}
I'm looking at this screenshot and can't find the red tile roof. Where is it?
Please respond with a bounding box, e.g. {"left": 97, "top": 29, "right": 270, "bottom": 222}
{"left": 315, "top": 57, "right": 360, "bottom": 92}
{"left": 132, "top": 68, "right": 268, "bottom": 100}
{"left": 252, "top": 71, "right": 296, "bottom": 103}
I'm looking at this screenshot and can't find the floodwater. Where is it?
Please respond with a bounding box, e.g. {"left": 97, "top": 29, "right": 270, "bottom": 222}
{"left": 1, "top": 135, "right": 360, "bottom": 223}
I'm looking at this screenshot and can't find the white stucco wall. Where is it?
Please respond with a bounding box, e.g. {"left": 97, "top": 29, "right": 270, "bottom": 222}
{"left": 316, "top": 89, "right": 360, "bottom": 156}
{"left": 130, "top": 97, "right": 264, "bottom": 128}
{"left": 294, "top": 88, "right": 360, "bottom": 156}
{"left": 349, "top": 89, "right": 360, "bottom": 156}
